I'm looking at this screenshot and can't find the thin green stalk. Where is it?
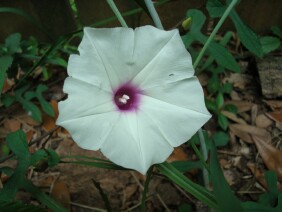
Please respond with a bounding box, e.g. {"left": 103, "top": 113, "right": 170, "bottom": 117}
{"left": 106, "top": 0, "right": 128, "bottom": 27}
{"left": 198, "top": 129, "right": 210, "bottom": 189}
{"left": 144, "top": 0, "right": 164, "bottom": 29}
{"left": 190, "top": 140, "right": 209, "bottom": 171}
{"left": 193, "top": 0, "right": 239, "bottom": 69}
{"left": 141, "top": 166, "right": 153, "bottom": 212}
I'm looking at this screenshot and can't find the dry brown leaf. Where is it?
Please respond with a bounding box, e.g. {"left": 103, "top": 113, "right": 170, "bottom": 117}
{"left": 252, "top": 136, "right": 282, "bottom": 181}
{"left": 247, "top": 162, "right": 267, "bottom": 189}
{"left": 124, "top": 184, "right": 138, "bottom": 201}
{"left": 264, "top": 100, "right": 282, "bottom": 111}
{"left": 3, "top": 119, "right": 21, "bottom": 132}
{"left": 19, "top": 115, "right": 40, "bottom": 126}
{"left": 229, "top": 124, "right": 271, "bottom": 144}
{"left": 221, "top": 110, "right": 247, "bottom": 124}
{"left": 167, "top": 147, "right": 188, "bottom": 162}
{"left": 266, "top": 112, "right": 282, "bottom": 130}
{"left": 198, "top": 73, "right": 209, "bottom": 86}
{"left": 1, "top": 78, "right": 14, "bottom": 94}
{"left": 230, "top": 91, "right": 241, "bottom": 101}
{"left": 256, "top": 114, "right": 273, "bottom": 128}
{"left": 223, "top": 73, "right": 252, "bottom": 89}
{"left": 266, "top": 112, "right": 282, "bottom": 123}
{"left": 225, "top": 100, "right": 255, "bottom": 113}
{"left": 25, "top": 130, "right": 34, "bottom": 142}
{"left": 220, "top": 159, "right": 231, "bottom": 169}
{"left": 51, "top": 181, "right": 71, "bottom": 210}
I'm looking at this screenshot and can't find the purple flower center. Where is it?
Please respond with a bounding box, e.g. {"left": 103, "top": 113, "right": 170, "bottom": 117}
{"left": 113, "top": 82, "right": 142, "bottom": 112}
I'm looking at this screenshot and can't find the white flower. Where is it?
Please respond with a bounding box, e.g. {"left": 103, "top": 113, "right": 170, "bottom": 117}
{"left": 57, "top": 26, "right": 211, "bottom": 174}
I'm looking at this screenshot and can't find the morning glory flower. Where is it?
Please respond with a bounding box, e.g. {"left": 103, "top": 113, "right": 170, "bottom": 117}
{"left": 57, "top": 26, "right": 211, "bottom": 174}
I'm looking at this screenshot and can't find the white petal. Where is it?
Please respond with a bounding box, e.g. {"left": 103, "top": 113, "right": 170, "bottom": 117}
{"left": 56, "top": 77, "right": 115, "bottom": 123}
{"left": 81, "top": 26, "right": 192, "bottom": 90}
{"left": 143, "top": 77, "right": 211, "bottom": 114}
{"left": 100, "top": 112, "right": 173, "bottom": 174}
{"left": 58, "top": 112, "right": 120, "bottom": 150}
{"left": 83, "top": 27, "right": 134, "bottom": 89}
{"left": 140, "top": 79, "right": 211, "bottom": 146}
{"left": 132, "top": 27, "right": 194, "bottom": 89}
{"left": 68, "top": 30, "right": 113, "bottom": 91}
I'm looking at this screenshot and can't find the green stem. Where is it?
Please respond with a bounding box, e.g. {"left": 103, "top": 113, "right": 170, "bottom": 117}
{"left": 141, "top": 166, "right": 153, "bottom": 211}
{"left": 144, "top": 0, "right": 164, "bottom": 29}
{"left": 190, "top": 140, "right": 209, "bottom": 171}
{"left": 193, "top": 0, "right": 239, "bottom": 69}
{"left": 106, "top": 0, "right": 128, "bottom": 27}
{"left": 198, "top": 129, "right": 210, "bottom": 189}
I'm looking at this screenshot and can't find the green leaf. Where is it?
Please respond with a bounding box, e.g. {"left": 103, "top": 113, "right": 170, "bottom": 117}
{"left": 271, "top": 26, "right": 282, "bottom": 38}
{"left": 218, "top": 113, "right": 229, "bottom": 130}
{"left": 186, "top": 9, "right": 206, "bottom": 33}
{"left": 229, "top": 9, "right": 263, "bottom": 57}
{"left": 49, "top": 57, "right": 67, "bottom": 68}
{"left": 205, "top": 98, "right": 217, "bottom": 112}
{"left": 36, "top": 85, "right": 55, "bottom": 117}
{"left": 24, "top": 84, "right": 55, "bottom": 117}
{"left": 260, "top": 36, "right": 281, "bottom": 55}
{"left": 207, "top": 0, "right": 263, "bottom": 57}
{"left": 200, "top": 31, "right": 233, "bottom": 71}
{"left": 21, "top": 101, "right": 42, "bottom": 122}
{"left": 207, "top": 41, "right": 240, "bottom": 72}
{"left": 171, "top": 160, "right": 203, "bottom": 172}
{"left": 5, "top": 33, "right": 21, "bottom": 54}
{"left": 0, "top": 200, "right": 44, "bottom": 212}
{"left": 1, "top": 94, "right": 16, "bottom": 107}
{"left": 222, "top": 83, "right": 233, "bottom": 94}
{"left": 14, "top": 85, "right": 43, "bottom": 122}
{"left": 62, "top": 160, "right": 128, "bottom": 170}
{"left": 6, "top": 130, "right": 29, "bottom": 159}
{"left": 242, "top": 201, "right": 277, "bottom": 212}
{"left": 178, "top": 203, "right": 192, "bottom": 212}
{"left": 157, "top": 162, "right": 218, "bottom": 210}
{"left": 224, "top": 104, "right": 238, "bottom": 114}
{"left": 31, "top": 149, "right": 60, "bottom": 172}
{"left": 0, "top": 130, "right": 31, "bottom": 201}
{"left": 259, "top": 171, "right": 279, "bottom": 207}
{"left": 206, "top": 0, "right": 226, "bottom": 17}
{"left": 46, "top": 149, "right": 60, "bottom": 167}
{"left": 0, "top": 167, "right": 14, "bottom": 177}
{"left": 265, "top": 171, "right": 279, "bottom": 194}
{"left": 212, "top": 131, "right": 229, "bottom": 147}
{"left": 0, "top": 55, "right": 13, "bottom": 95}
{"left": 210, "top": 140, "right": 244, "bottom": 211}
{"left": 207, "top": 74, "right": 220, "bottom": 94}
{"left": 215, "top": 92, "right": 224, "bottom": 109}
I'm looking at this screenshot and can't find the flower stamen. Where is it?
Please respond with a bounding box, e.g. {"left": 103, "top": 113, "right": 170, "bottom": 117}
{"left": 118, "top": 94, "right": 130, "bottom": 104}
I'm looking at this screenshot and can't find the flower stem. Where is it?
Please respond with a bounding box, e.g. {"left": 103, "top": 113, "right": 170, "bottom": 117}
{"left": 141, "top": 166, "right": 153, "bottom": 212}
{"left": 198, "top": 129, "right": 210, "bottom": 189}
{"left": 193, "top": 0, "right": 239, "bottom": 69}
{"left": 144, "top": 0, "right": 164, "bottom": 29}
{"left": 106, "top": 0, "right": 128, "bottom": 27}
